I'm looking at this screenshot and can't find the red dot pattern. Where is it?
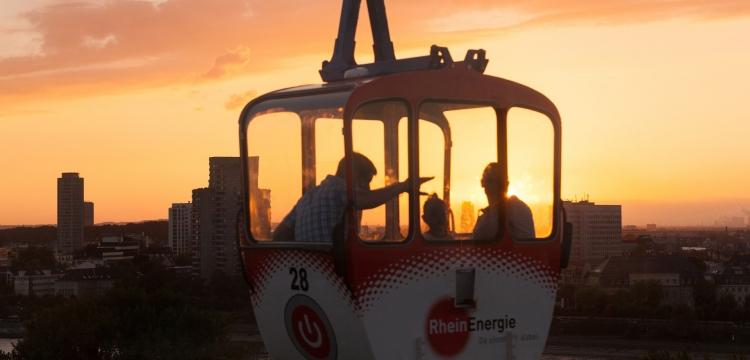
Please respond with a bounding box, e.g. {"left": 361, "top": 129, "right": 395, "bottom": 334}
{"left": 249, "top": 251, "right": 354, "bottom": 309}
{"left": 354, "top": 247, "right": 558, "bottom": 312}
{"left": 248, "top": 248, "right": 558, "bottom": 315}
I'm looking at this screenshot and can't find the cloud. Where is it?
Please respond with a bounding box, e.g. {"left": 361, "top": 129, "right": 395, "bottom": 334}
{"left": 423, "top": 1, "right": 750, "bottom": 33}
{"left": 82, "top": 34, "right": 118, "bottom": 49}
{"left": 1, "top": 0, "right": 748, "bottom": 103}
{"left": 0, "top": 0, "right": 342, "bottom": 103}
{"left": 202, "top": 46, "right": 251, "bottom": 79}
{"left": 427, "top": 8, "right": 534, "bottom": 32}
{"left": 0, "top": 14, "right": 44, "bottom": 58}
{"left": 0, "top": 0, "right": 258, "bottom": 98}
{"left": 0, "top": 56, "right": 159, "bottom": 81}
{"left": 224, "top": 89, "right": 257, "bottom": 110}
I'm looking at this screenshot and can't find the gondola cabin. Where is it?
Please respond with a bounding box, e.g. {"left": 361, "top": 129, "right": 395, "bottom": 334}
{"left": 237, "top": 1, "right": 570, "bottom": 359}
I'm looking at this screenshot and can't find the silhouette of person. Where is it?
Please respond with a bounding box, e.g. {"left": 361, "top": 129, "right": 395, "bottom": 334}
{"left": 273, "top": 152, "right": 432, "bottom": 242}
{"left": 422, "top": 194, "right": 450, "bottom": 240}
{"left": 472, "top": 162, "right": 535, "bottom": 239}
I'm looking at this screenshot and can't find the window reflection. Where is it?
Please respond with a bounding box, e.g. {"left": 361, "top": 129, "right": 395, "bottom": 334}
{"left": 247, "top": 112, "right": 302, "bottom": 241}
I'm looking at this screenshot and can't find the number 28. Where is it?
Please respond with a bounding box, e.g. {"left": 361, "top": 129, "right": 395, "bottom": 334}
{"left": 290, "top": 267, "right": 309, "bottom": 291}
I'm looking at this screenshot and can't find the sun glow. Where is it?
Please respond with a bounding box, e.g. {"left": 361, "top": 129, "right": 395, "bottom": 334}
{"left": 2, "top": 1, "right": 749, "bottom": 226}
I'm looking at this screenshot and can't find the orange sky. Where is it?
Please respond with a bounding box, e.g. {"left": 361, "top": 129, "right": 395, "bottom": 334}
{"left": 1, "top": 0, "right": 749, "bottom": 226}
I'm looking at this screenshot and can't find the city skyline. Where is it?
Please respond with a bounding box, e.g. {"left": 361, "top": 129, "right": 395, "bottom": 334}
{"left": 6, "top": 170, "right": 748, "bottom": 229}
{"left": 1, "top": 1, "right": 750, "bottom": 226}
{"left": 1, "top": 166, "right": 748, "bottom": 228}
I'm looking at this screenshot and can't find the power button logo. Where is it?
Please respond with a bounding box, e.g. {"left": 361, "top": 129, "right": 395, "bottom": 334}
{"left": 284, "top": 295, "right": 337, "bottom": 360}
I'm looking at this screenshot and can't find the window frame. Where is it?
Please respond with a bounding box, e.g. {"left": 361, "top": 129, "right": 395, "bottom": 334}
{"left": 246, "top": 109, "right": 303, "bottom": 242}
{"left": 415, "top": 99, "right": 506, "bottom": 244}
{"left": 413, "top": 100, "right": 559, "bottom": 244}
{"left": 239, "top": 89, "right": 561, "bottom": 249}
{"left": 239, "top": 86, "right": 353, "bottom": 250}
{"left": 503, "top": 105, "right": 559, "bottom": 243}
{"left": 347, "top": 98, "right": 414, "bottom": 245}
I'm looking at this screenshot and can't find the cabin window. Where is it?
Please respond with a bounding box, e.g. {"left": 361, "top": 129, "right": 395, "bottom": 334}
{"left": 315, "top": 118, "right": 344, "bottom": 186}
{"left": 243, "top": 91, "right": 351, "bottom": 244}
{"left": 246, "top": 111, "right": 302, "bottom": 241}
{"left": 351, "top": 100, "right": 410, "bottom": 242}
{"left": 418, "top": 102, "right": 499, "bottom": 241}
{"left": 506, "top": 107, "right": 555, "bottom": 239}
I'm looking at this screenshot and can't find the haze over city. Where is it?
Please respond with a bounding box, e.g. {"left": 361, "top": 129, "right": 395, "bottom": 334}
{"left": 1, "top": 0, "right": 749, "bottom": 226}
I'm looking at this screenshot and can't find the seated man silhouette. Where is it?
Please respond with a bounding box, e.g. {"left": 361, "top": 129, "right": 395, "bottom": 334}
{"left": 273, "top": 152, "right": 431, "bottom": 242}
{"left": 422, "top": 194, "right": 450, "bottom": 240}
{"left": 472, "top": 162, "right": 535, "bottom": 239}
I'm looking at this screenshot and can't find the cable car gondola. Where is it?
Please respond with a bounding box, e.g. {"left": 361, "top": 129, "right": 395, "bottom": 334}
{"left": 237, "top": 0, "right": 572, "bottom": 358}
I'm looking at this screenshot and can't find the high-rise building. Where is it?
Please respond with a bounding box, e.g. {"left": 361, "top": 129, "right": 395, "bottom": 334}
{"left": 563, "top": 200, "right": 623, "bottom": 267}
{"left": 460, "top": 201, "right": 476, "bottom": 233}
{"left": 83, "top": 201, "right": 94, "bottom": 227}
{"left": 208, "top": 157, "right": 242, "bottom": 194}
{"left": 191, "top": 188, "right": 214, "bottom": 280}
{"left": 248, "top": 156, "right": 272, "bottom": 239}
{"left": 191, "top": 157, "right": 243, "bottom": 281}
{"left": 190, "top": 156, "right": 273, "bottom": 281}
{"left": 168, "top": 203, "right": 192, "bottom": 255}
{"left": 57, "top": 173, "right": 84, "bottom": 255}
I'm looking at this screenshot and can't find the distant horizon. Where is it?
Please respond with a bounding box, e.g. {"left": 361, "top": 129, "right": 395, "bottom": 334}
{"left": 0, "top": 219, "right": 168, "bottom": 229}
{"left": 2, "top": 211, "right": 749, "bottom": 230}
{"left": 3, "top": 167, "right": 750, "bottom": 226}
{"left": 2, "top": 193, "right": 750, "bottom": 228}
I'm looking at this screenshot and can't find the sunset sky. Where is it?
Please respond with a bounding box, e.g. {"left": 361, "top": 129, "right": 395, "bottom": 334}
{"left": 1, "top": 0, "right": 749, "bottom": 226}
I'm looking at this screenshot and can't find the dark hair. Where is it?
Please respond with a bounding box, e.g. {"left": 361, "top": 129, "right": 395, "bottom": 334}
{"left": 336, "top": 152, "right": 377, "bottom": 180}
{"left": 481, "top": 162, "right": 509, "bottom": 192}
{"left": 423, "top": 194, "right": 448, "bottom": 220}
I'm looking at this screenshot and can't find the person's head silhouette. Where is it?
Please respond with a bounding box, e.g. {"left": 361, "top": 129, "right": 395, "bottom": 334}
{"left": 336, "top": 152, "right": 377, "bottom": 190}
{"left": 422, "top": 194, "right": 448, "bottom": 237}
{"left": 480, "top": 162, "right": 508, "bottom": 206}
